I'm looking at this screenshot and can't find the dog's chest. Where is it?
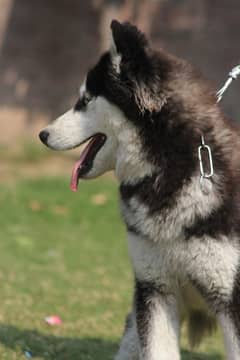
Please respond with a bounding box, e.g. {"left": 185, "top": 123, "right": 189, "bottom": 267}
{"left": 120, "top": 195, "right": 185, "bottom": 243}
{"left": 120, "top": 197, "right": 186, "bottom": 281}
{"left": 120, "top": 197, "right": 239, "bottom": 298}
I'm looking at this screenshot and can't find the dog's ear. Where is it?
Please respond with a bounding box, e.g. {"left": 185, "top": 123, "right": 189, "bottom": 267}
{"left": 110, "top": 20, "right": 165, "bottom": 113}
{"left": 110, "top": 20, "right": 148, "bottom": 72}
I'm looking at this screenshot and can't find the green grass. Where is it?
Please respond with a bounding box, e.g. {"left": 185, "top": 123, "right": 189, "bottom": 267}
{"left": 0, "top": 177, "right": 224, "bottom": 359}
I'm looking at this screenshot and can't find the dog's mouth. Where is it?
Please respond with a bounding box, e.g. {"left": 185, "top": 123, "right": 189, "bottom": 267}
{"left": 70, "top": 133, "right": 106, "bottom": 192}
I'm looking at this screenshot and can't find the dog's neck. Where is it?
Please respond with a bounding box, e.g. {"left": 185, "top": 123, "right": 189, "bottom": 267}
{"left": 115, "top": 136, "right": 155, "bottom": 184}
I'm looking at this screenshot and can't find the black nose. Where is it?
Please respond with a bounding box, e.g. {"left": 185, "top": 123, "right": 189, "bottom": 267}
{"left": 39, "top": 130, "right": 49, "bottom": 144}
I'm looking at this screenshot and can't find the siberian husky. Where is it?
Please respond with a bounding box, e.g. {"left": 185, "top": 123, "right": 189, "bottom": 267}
{"left": 39, "top": 20, "right": 240, "bottom": 360}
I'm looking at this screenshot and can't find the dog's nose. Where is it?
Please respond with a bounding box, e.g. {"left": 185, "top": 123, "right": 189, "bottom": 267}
{"left": 39, "top": 130, "right": 49, "bottom": 144}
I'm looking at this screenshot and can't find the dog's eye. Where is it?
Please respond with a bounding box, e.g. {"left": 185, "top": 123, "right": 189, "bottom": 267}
{"left": 74, "top": 93, "right": 93, "bottom": 111}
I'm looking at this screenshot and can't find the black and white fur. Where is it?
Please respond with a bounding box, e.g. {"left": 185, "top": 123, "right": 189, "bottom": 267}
{"left": 39, "top": 20, "right": 240, "bottom": 359}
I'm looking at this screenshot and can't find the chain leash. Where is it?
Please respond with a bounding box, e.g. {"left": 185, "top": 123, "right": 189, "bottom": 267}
{"left": 198, "top": 63, "right": 240, "bottom": 186}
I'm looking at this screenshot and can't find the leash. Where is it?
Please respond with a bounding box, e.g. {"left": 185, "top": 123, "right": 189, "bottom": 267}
{"left": 198, "top": 63, "right": 240, "bottom": 187}
{"left": 216, "top": 65, "right": 240, "bottom": 102}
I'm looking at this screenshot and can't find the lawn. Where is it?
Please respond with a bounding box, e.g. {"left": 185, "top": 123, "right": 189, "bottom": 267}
{"left": 0, "top": 175, "right": 225, "bottom": 359}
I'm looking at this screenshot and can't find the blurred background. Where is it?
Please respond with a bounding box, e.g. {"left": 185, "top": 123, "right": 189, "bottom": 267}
{"left": 0, "top": 0, "right": 240, "bottom": 145}
{"left": 0, "top": 1, "right": 239, "bottom": 359}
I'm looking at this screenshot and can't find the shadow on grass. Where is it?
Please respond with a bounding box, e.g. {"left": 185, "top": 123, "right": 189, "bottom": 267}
{"left": 0, "top": 324, "right": 221, "bottom": 360}
{"left": 181, "top": 349, "right": 221, "bottom": 360}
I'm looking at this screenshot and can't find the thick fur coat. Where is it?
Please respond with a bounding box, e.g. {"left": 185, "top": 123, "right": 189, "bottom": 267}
{"left": 39, "top": 20, "right": 240, "bottom": 359}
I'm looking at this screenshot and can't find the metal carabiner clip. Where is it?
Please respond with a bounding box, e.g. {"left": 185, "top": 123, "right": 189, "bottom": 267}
{"left": 198, "top": 135, "right": 214, "bottom": 185}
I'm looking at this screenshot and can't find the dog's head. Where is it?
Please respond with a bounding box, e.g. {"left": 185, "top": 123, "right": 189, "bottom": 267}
{"left": 39, "top": 21, "right": 160, "bottom": 190}
{"left": 39, "top": 20, "right": 216, "bottom": 191}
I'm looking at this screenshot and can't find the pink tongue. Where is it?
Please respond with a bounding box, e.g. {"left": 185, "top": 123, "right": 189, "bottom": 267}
{"left": 70, "top": 137, "right": 96, "bottom": 192}
{"left": 70, "top": 160, "right": 83, "bottom": 192}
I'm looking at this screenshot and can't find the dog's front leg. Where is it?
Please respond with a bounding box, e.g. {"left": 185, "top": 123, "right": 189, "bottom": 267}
{"left": 135, "top": 279, "right": 180, "bottom": 360}
{"left": 127, "top": 232, "right": 180, "bottom": 360}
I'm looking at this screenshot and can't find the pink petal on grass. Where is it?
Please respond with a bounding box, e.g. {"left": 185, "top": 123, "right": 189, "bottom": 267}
{"left": 44, "top": 315, "right": 62, "bottom": 326}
